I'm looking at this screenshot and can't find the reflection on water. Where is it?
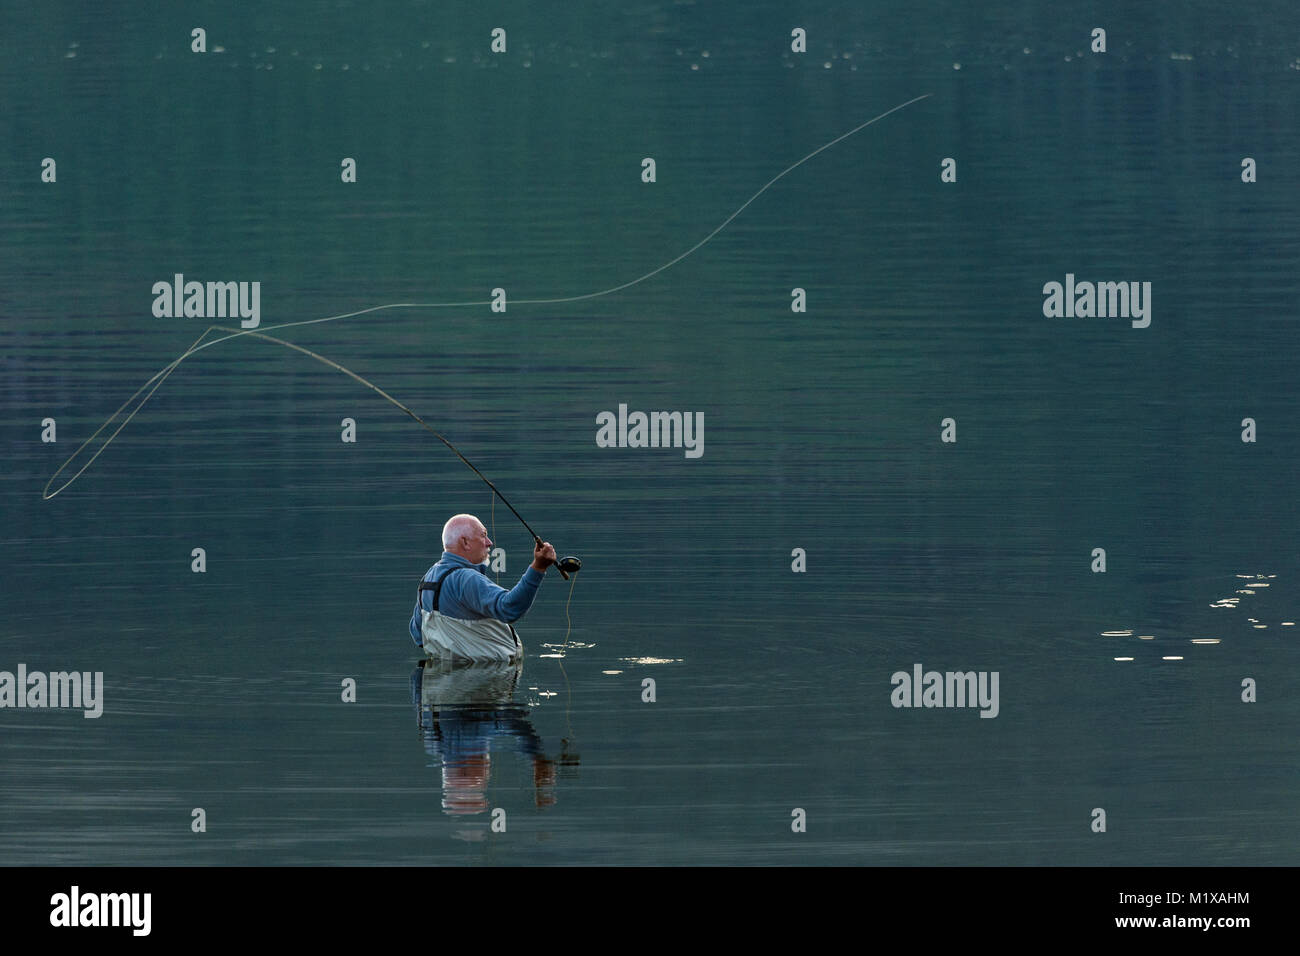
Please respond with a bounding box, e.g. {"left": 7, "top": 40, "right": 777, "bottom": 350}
{"left": 411, "top": 659, "right": 579, "bottom": 815}
{"left": 1103, "top": 571, "right": 1290, "bottom": 663}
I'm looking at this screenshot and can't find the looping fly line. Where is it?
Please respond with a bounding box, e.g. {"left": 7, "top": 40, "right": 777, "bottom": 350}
{"left": 43, "top": 93, "right": 931, "bottom": 505}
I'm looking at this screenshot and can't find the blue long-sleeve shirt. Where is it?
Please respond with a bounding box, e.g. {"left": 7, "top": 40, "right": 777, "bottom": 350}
{"left": 409, "top": 551, "right": 544, "bottom": 646}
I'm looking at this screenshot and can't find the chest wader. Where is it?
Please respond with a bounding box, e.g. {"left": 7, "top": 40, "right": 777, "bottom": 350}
{"left": 417, "top": 567, "right": 523, "bottom": 664}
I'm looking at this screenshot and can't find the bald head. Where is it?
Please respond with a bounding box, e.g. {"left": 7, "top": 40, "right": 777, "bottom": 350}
{"left": 443, "top": 514, "right": 492, "bottom": 563}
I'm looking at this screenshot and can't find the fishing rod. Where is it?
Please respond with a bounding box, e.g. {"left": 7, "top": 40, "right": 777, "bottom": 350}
{"left": 44, "top": 323, "right": 581, "bottom": 580}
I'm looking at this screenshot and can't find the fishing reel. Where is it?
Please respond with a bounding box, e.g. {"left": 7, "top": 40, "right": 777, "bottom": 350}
{"left": 533, "top": 536, "right": 580, "bottom": 579}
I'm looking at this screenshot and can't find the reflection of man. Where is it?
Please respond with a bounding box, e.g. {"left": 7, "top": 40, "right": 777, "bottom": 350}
{"left": 443, "top": 755, "right": 493, "bottom": 815}
{"left": 410, "top": 513, "right": 557, "bottom": 663}
{"left": 410, "top": 659, "right": 557, "bottom": 812}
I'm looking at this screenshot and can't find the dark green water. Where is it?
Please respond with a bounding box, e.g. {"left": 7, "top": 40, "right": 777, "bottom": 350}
{"left": 2, "top": 1, "right": 1298, "bottom": 864}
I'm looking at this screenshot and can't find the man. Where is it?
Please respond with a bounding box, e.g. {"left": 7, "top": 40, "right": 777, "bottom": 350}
{"left": 409, "top": 513, "right": 557, "bottom": 663}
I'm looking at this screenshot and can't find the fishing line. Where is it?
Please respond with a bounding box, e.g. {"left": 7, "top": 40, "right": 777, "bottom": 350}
{"left": 41, "top": 92, "right": 930, "bottom": 501}
{"left": 42, "top": 94, "right": 932, "bottom": 593}
{"left": 562, "top": 572, "right": 577, "bottom": 648}
{"left": 555, "top": 571, "right": 580, "bottom": 748}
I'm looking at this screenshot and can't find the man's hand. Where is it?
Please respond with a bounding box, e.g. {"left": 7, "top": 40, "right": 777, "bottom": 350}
{"left": 531, "top": 540, "right": 557, "bottom": 572}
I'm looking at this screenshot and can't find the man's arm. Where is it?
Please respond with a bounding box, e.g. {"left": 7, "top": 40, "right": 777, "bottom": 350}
{"left": 457, "top": 566, "right": 544, "bottom": 623}
{"left": 447, "top": 541, "right": 557, "bottom": 622}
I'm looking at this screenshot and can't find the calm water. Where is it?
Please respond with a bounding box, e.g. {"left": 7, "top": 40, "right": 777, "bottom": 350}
{"left": 2, "top": 1, "right": 1298, "bottom": 865}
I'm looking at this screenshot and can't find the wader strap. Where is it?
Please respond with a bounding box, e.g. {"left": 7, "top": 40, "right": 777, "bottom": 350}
{"left": 417, "top": 566, "right": 470, "bottom": 612}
